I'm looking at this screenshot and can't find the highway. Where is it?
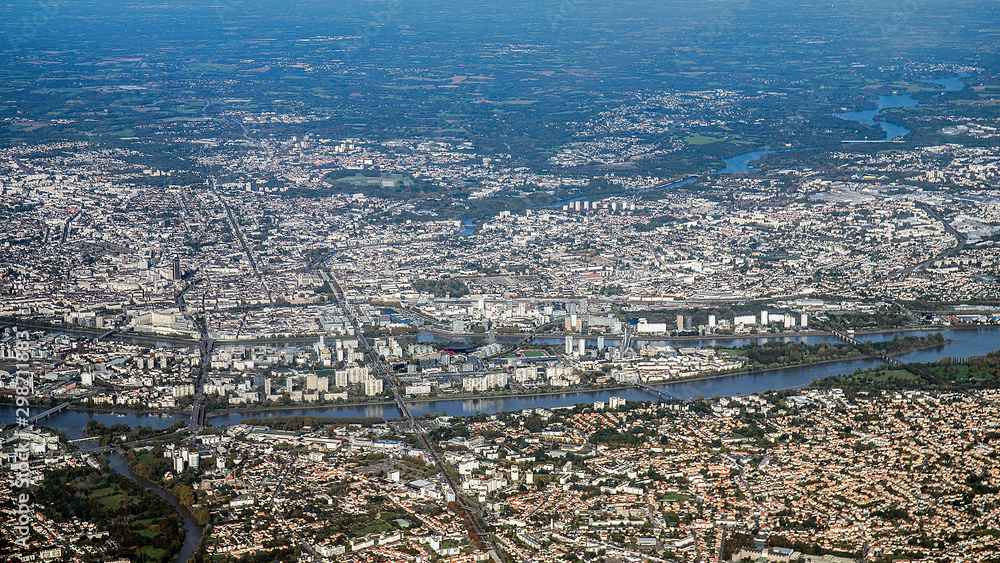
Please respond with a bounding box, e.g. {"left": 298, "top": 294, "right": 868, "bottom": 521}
{"left": 61, "top": 209, "right": 80, "bottom": 244}
{"left": 176, "top": 278, "right": 199, "bottom": 314}
{"left": 189, "top": 330, "right": 214, "bottom": 430}
{"left": 892, "top": 202, "right": 967, "bottom": 280}
{"left": 209, "top": 176, "right": 273, "bottom": 305}
{"left": 319, "top": 267, "right": 506, "bottom": 562}
{"left": 171, "top": 267, "right": 213, "bottom": 430}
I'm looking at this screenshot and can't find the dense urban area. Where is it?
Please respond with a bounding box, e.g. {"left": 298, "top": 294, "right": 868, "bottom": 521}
{"left": 4, "top": 0, "right": 1000, "bottom": 561}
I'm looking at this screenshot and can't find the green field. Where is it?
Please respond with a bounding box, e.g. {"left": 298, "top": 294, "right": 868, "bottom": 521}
{"left": 870, "top": 369, "right": 918, "bottom": 382}
{"left": 814, "top": 357, "right": 1000, "bottom": 392}
{"left": 684, "top": 135, "right": 725, "bottom": 145}
{"left": 37, "top": 466, "right": 184, "bottom": 563}
{"left": 519, "top": 349, "right": 548, "bottom": 357}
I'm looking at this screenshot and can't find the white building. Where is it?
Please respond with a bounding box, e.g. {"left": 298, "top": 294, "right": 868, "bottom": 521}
{"left": 363, "top": 377, "right": 383, "bottom": 396}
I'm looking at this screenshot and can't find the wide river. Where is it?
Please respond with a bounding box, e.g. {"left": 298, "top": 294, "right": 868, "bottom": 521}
{"left": 5, "top": 327, "right": 997, "bottom": 430}
{"left": 720, "top": 74, "right": 967, "bottom": 172}
{"left": 537, "top": 75, "right": 967, "bottom": 203}
{"left": 5, "top": 327, "right": 996, "bottom": 563}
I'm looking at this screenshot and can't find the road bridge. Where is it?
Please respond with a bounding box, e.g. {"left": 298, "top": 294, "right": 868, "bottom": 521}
{"left": 635, "top": 384, "right": 686, "bottom": 402}
{"left": 830, "top": 331, "right": 902, "bottom": 366}
{"left": 27, "top": 402, "right": 71, "bottom": 424}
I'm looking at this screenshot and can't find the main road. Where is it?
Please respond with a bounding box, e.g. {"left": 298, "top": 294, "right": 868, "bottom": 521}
{"left": 893, "top": 202, "right": 967, "bottom": 280}
{"left": 209, "top": 176, "right": 273, "bottom": 305}
{"left": 319, "top": 268, "right": 506, "bottom": 562}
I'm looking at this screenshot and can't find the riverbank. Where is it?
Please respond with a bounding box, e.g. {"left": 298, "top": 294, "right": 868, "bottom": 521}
{"left": 105, "top": 451, "right": 204, "bottom": 563}
{"left": 8, "top": 319, "right": 982, "bottom": 349}
{"left": 37, "top": 338, "right": 947, "bottom": 420}
{"left": 684, "top": 339, "right": 949, "bottom": 385}
{"left": 421, "top": 324, "right": 963, "bottom": 343}
{"left": 205, "top": 384, "right": 645, "bottom": 418}
{"left": 6, "top": 327, "right": 1000, "bottom": 426}
{"left": 45, "top": 346, "right": 937, "bottom": 421}
{"left": 9, "top": 322, "right": 201, "bottom": 346}
{"left": 50, "top": 385, "right": 641, "bottom": 419}
{"left": 850, "top": 324, "right": 985, "bottom": 337}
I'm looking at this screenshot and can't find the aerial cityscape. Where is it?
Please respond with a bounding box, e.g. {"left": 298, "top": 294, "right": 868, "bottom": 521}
{"left": 2, "top": 0, "right": 1000, "bottom": 562}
